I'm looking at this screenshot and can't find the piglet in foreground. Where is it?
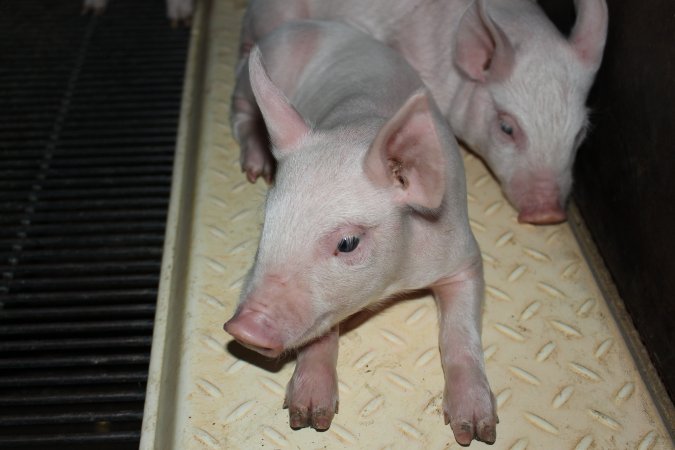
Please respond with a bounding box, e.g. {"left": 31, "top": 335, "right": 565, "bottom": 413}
{"left": 224, "top": 20, "right": 496, "bottom": 445}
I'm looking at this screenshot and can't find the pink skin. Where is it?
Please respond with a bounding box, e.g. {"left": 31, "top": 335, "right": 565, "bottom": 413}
{"left": 226, "top": 264, "right": 497, "bottom": 445}
{"left": 517, "top": 203, "right": 566, "bottom": 225}
{"left": 224, "top": 271, "right": 316, "bottom": 357}
{"left": 226, "top": 21, "right": 496, "bottom": 444}
{"left": 283, "top": 327, "right": 339, "bottom": 430}
{"left": 231, "top": 3, "right": 316, "bottom": 184}
{"left": 223, "top": 307, "right": 284, "bottom": 357}
{"left": 507, "top": 171, "right": 567, "bottom": 225}
{"left": 431, "top": 263, "right": 497, "bottom": 445}
{"left": 232, "top": 96, "right": 274, "bottom": 184}
{"left": 230, "top": 0, "right": 609, "bottom": 225}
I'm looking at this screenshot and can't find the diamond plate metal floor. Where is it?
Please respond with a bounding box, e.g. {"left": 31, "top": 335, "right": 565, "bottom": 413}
{"left": 141, "top": 1, "right": 674, "bottom": 448}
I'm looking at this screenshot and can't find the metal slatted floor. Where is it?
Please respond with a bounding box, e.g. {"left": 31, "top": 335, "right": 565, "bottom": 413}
{"left": 0, "top": 1, "right": 189, "bottom": 448}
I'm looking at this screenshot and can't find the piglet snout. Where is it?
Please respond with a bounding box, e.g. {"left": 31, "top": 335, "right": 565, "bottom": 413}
{"left": 509, "top": 172, "right": 567, "bottom": 225}
{"left": 224, "top": 307, "right": 284, "bottom": 358}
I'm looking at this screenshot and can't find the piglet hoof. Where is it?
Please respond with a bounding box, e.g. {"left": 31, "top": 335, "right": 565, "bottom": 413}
{"left": 242, "top": 160, "right": 274, "bottom": 184}
{"left": 443, "top": 366, "right": 498, "bottom": 446}
{"left": 240, "top": 139, "right": 275, "bottom": 184}
{"left": 283, "top": 362, "right": 338, "bottom": 431}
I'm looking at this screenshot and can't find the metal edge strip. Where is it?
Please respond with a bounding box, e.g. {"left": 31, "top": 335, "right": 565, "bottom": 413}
{"left": 139, "top": 1, "right": 213, "bottom": 448}
{"left": 568, "top": 201, "right": 675, "bottom": 444}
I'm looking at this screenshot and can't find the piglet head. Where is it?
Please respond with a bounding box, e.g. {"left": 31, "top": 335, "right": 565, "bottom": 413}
{"left": 224, "top": 48, "right": 447, "bottom": 355}
{"left": 453, "top": 0, "right": 608, "bottom": 224}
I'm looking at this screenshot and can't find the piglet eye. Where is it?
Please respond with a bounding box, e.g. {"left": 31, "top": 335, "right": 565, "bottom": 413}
{"left": 337, "top": 236, "right": 359, "bottom": 253}
{"left": 499, "top": 121, "right": 514, "bottom": 136}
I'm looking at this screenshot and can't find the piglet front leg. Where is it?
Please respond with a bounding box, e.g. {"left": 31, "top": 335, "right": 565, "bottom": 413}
{"left": 284, "top": 327, "right": 339, "bottom": 431}
{"left": 230, "top": 61, "right": 275, "bottom": 184}
{"left": 432, "top": 262, "right": 497, "bottom": 446}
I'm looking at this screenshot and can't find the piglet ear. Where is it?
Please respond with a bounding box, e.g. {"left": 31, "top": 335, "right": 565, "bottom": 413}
{"left": 248, "top": 46, "right": 310, "bottom": 151}
{"left": 454, "top": 0, "right": 515, "bottom": 83}
{"left": 364, "top": 91, "right": 446, "bottom": 210}
{"left": 569, "top": 0, "right": 608, "bottom": 71}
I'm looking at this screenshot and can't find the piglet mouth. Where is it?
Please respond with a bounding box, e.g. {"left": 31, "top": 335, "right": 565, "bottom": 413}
{"left": 517, "top": 203, "right": 567, "bottom": 225}
{"left": 232, "top": 340, "right": 282, "bottom": 358}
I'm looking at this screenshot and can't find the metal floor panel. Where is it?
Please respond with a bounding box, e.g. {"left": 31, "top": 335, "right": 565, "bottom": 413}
{"left": 0, "top": 0, "right": 189, "bottom": 448}
{"left": 141, "top": 1, "right": 675, "bottom": 449}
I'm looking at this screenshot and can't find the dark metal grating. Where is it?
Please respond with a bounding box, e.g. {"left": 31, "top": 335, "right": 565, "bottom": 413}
{"left": 0, "top": 0, "right": 189, "bottom": 448}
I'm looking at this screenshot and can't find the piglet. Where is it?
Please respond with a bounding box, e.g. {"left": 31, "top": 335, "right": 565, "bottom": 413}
{"left": 224, "top": 20, "right": 497, "bottom": 446}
